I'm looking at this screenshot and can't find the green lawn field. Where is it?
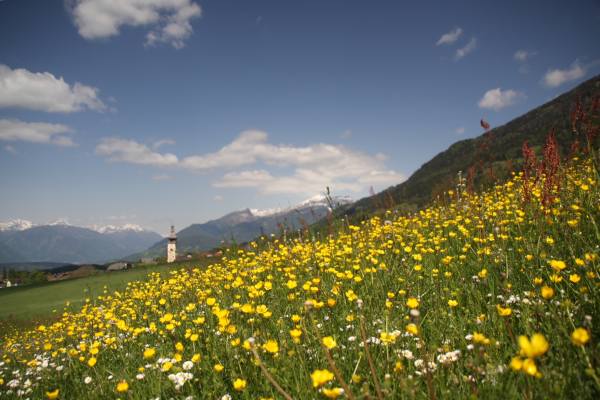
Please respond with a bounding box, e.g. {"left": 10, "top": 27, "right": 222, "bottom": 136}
{"left": 0, "top": 261, "right": 199, "bottom": 334}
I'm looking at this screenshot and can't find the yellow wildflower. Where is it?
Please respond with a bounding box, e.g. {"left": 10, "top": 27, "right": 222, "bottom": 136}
{"left": 322, "top": 336, "right": 337, "bottom": 349}
{"left": 311, "top": 369, "right": 334, "bottom": 388}
{"left": 571, "top": 328, "right": 590, "bottom": 346}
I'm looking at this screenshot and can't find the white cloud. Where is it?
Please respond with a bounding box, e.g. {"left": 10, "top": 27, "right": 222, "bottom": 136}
{"left": 95, "top": 137, "right": 178, "bottom": 166}
{"left": 514, "top": 50, "right": 536, "bottom": 62}
{"left": 436, "top": 27, "right": 462, "bottom": 46}
{"left": 196, "top": 130, "right": 404, "bottom": 194}
{"left": 455, "top": 127, "right": 465, "bottom": 135}
{"left": 68, "top": 0, "right": 201, "bottom": 49}
{"left": 152, "top": 138, "right": 176, "bottom": 149}
{"left": 0, "top": 119, "right": 76, "bottom": 147}
{"left": 455, "top": 38, "right": 477, "bottom": 60}
{"left": 4, "top": 144, "right": 17, "bottom": 154}
{"left": 213, "top": 194, "right": 223, "bottom": 201}
{"left": 543, "top": 61, "right": 586, "bottom": 88}
{"left": 0, "top": 64, "right": 106, "bottom": 113}
{"left": 478, "top": 88, "right": 525, "bottom": 111}
{"left": 97, "top": 130, "right": 404, "bottom": 195}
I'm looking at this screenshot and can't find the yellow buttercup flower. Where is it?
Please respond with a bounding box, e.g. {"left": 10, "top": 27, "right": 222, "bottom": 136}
{"left": 496, "top": 305, "right": 512, "bottom": 316}
{"left": 46, "top": 389, "right": 59, "bottom": 400}
{"left": 522, "top": 358, "right": 540, "bottom": 377}
{"left": 571, "top": 328, "right": 590, "bottom": 346}
{"left": 518, "top": 334, "right": 549, "bottom": 358}
{"left": 322, "top": 387, "right": 344, "bottom": 398}
{"left": 290, "top": 328, "right": 302, "bottom": 342}
{"left": 233, "top": 378, "right": 247, "bottom": 391}
{"left": 549, "top": 260, "right": 567, "bottom": 271}
{"left": 116, "top": 380, "right": 129, "bottom": 393}
{"left": 406, "top": 297, "right": 419, "bottom": 308}
{"left": 510, "top": 356, "right": 523, "bottom": 371}
{"left": 311, "top": 369, "right": 334, "bottom": 388}
{"left": 143, "top": 348, "right": 156, "bottom": 359}
{"left": 406, "top": 323, "right": 419, "bottom": 336}
{"left": 322, "top": 336, "right": 337, "bottom": 349}
{"left": 380, "top": 332, "right": 397, "bottom": 344}
{"left": 262, "top": 340, "right": 279, "bottom": 354}
{"left": 541, "top": 286, "right": 554, "bottom": 299}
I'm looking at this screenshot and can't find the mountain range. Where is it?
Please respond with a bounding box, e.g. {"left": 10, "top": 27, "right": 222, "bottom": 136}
{"left": 132, "top": 195, "right": 353, "bottom": 260}
{"left": 0, "top": 222, "right": 162, "bottom": 265}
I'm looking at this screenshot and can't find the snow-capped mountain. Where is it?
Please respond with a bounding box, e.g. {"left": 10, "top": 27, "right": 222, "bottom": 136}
{"left": 0, "top": 219, "right": 34, "bottom": 231}
{"left": 0, "top": 220, "right": 162, "bottom": 264}
{"left": 136, "top": 194, "right": 354, "bottom": 259}
{"left": 295, "top": 194, "right": 354, "bottom": 210}
{"left": 47, "top": 218, "right": 71, "bottom": 226}
{"left": 92, "top": 224, "right": 148, "bottom": 234}
{"left": 249, "top": 207, "right": 284, "bottom": 218}
{"left": 249, "top": 195, "right": 353, "bottom": 218}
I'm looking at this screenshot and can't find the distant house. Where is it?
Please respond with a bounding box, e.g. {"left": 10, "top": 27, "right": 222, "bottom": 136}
{"left": 107, "top": 262, "right": 131, "bottom": 271}
{"left": 140, "top": 257, "right": 157, "bottom": 265}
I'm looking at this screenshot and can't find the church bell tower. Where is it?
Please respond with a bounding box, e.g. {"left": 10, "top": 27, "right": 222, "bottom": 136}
{"left": 167, "top": 225, "right": 177, "bottom": 263}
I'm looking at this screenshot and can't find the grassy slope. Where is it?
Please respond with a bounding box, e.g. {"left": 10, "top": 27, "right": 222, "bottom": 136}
{"left": 337, "top": 74, "right": 600, "bottom": 222}
{"left": 0, "top": 261, "right": 203, "bottom": 332}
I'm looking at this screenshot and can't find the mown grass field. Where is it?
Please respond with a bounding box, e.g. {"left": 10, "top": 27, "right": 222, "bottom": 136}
{"left": 0, "top": 132, "right": 599, "bottom": 399}
{"left": 0, "top": 262, "right": 196, "bottom": 335}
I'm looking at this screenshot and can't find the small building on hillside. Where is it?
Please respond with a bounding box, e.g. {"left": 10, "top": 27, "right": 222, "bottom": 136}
{"left": 107, "top": 262, "right": 131, "bottom": 271}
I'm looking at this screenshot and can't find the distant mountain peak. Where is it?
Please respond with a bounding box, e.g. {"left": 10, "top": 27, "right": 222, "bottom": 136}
{"left": 248, "top": 194, "right": 354, "bottom": 219}
{"left": 0, "top": 219, "right": 34, "bottom": 231}
{"left": 47, "top": 218, "right": 71, "bottom": 226}
{"left": 92, "top": 224, "right": 148, "bottom": 234}
{"left": 297, "top": 194, "right": 353, "bottom": 209}
{"left": 249, "top": 207, "right": 284, "bottom": 218}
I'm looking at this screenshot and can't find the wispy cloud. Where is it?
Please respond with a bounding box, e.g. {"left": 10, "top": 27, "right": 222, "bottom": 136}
{"left": 0, "top": 64, "right": 106, "bottom": 113}
{"left": 478, "top": 88, "right": 525, "bottom": 111}
{"left": 436, "top": 27, "right": 463, "bottom": 46}
{"left": 542, "top": 60, "right": 586, "bottom": 88}
{"left": 514, "top": 50, "right": 536, "bottom": 62}
{"left": 455, "top": 38, "right": 477, "bottom": 60}
{"left": 96, "top": 137, "right": 178, "bottom": 166}
{"left": 455, "top": 127, "right": 465, "bottom": 135}
{"left": 4, "top": 144, "right": 17, "bottom": 154}
{"left": 0, "top": 119, "right": 76, "bottom": 147}
{"left": 152, "top": 139, "right": 176, "bottom": 149}
{"left": 96, "top": 130, "right": 404, "bottom": 195}
{"left": 68, "top": 0, "right": 202, "bottom": 49}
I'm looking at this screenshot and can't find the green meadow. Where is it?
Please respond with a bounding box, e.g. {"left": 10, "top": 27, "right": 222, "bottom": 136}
{"left": 0, "top": 262, "right": 197, "bottom": 334}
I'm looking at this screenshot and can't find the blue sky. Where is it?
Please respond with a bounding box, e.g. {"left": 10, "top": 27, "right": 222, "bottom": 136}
{"left": 1, "top": 0, "right": 599, "bottom": 234}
